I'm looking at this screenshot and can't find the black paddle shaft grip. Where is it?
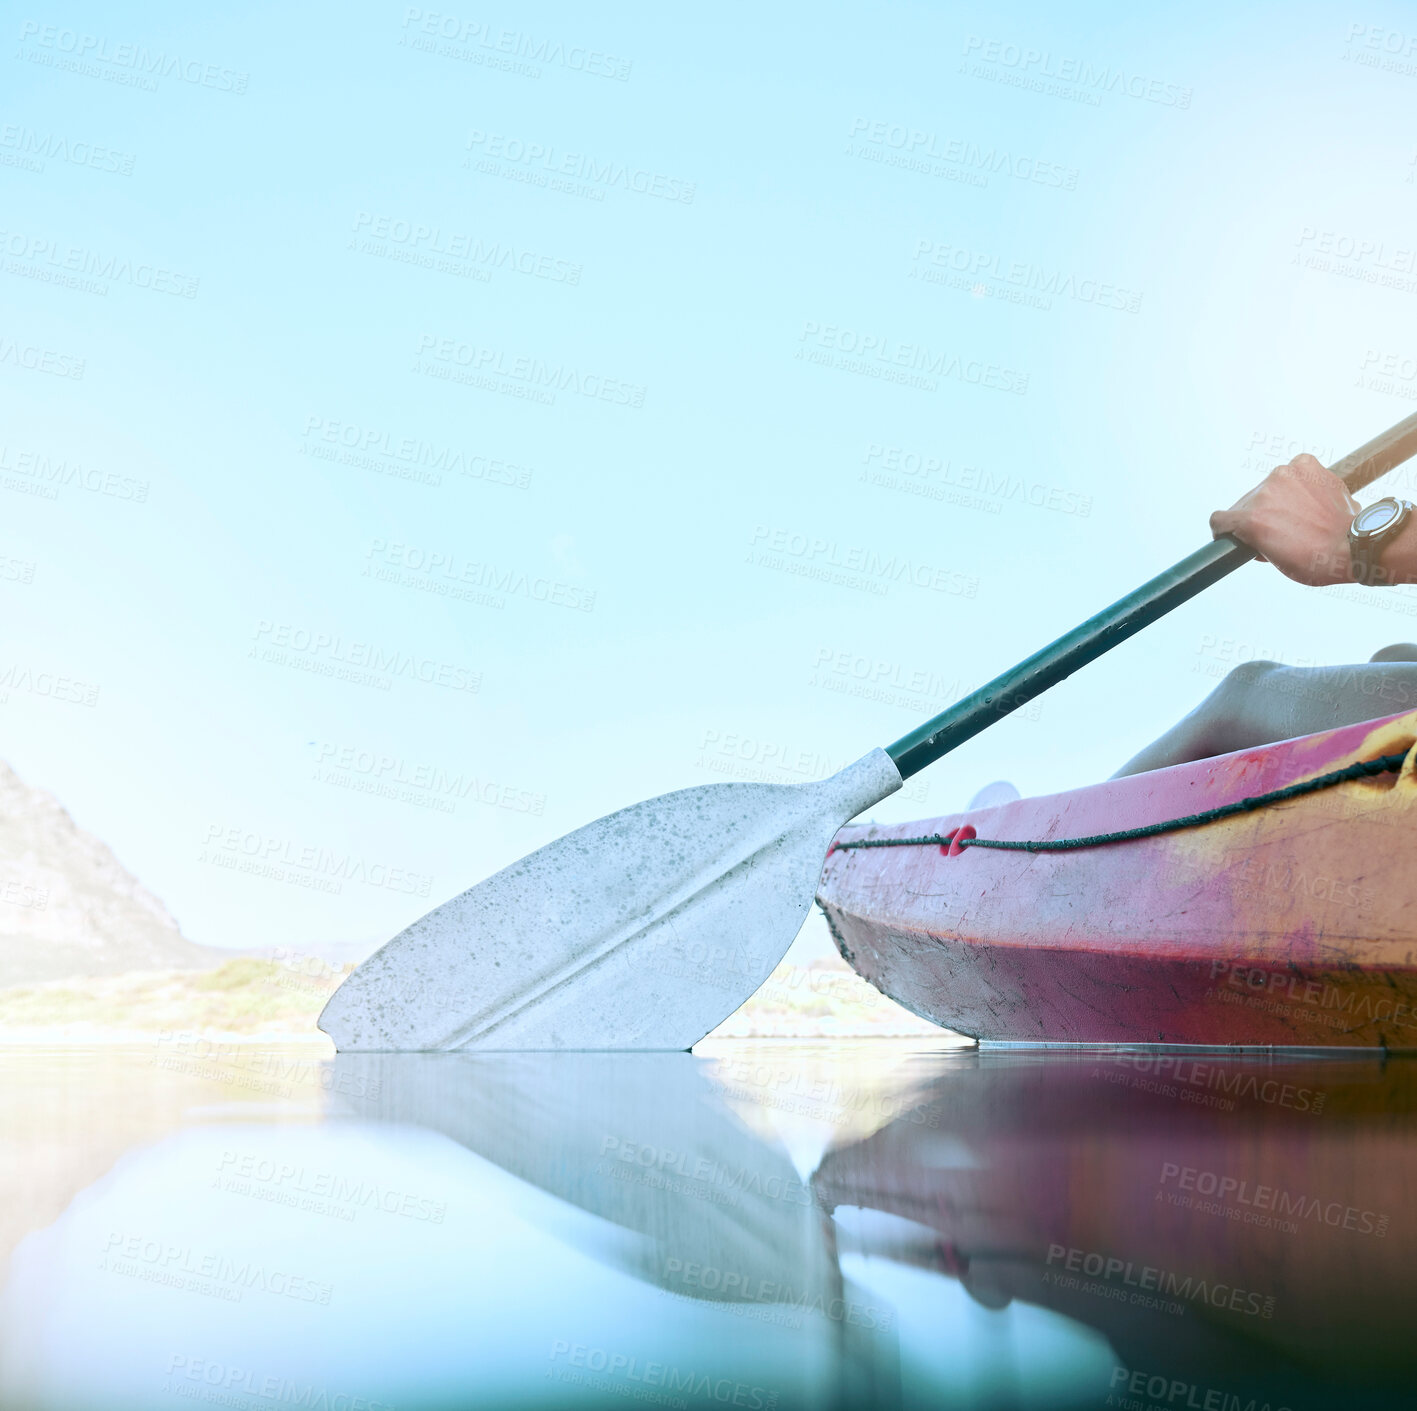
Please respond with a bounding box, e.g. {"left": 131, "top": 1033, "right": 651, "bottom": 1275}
{"left": 886, "top": 411, "right": 1417, "bottom": 781}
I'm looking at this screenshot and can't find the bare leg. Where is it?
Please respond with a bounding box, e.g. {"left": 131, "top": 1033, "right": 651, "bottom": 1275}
{"left": 1112, "top": 644, "right": 1417, "bottom": 778}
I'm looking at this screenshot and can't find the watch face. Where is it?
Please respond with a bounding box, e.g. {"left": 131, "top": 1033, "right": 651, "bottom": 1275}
{"left": 1355, "top": 499, "right": 1401, "bottom": 535}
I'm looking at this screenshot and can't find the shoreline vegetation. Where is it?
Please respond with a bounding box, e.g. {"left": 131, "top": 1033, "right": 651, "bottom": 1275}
{"left": 0, "top": 951, "right": 946, "bottom": 1045}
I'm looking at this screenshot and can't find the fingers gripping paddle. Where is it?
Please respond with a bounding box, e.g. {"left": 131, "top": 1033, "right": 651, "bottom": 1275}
{"left": 319, "top": 412, "right": 1417, "bottom": 1051}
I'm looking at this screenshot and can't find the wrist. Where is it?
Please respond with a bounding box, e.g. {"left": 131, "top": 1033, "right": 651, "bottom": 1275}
{"left": 1309, "top": 533, "right": 1359, "bottom": 586}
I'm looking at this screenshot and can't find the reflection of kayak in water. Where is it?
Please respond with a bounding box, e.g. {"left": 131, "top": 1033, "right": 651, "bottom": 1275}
{"left": 813, "top": 1051, "right": 1417, "bottom": 1409}
{"left": 819, "top": 709, "right": 1417, "bottom": 1047}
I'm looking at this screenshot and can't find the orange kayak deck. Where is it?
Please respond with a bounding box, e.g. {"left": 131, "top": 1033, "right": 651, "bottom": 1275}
{"left": 817, "top": 709, "right": 1417, "bottom": 1049}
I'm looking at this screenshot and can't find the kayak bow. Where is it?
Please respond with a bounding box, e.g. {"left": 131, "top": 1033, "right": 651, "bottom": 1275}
{"left": 819, "top": 709, "right": 1417, "bottom": 1049}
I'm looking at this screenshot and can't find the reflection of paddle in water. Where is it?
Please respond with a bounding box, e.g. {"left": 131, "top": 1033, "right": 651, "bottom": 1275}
{"left": 332, "top": 1051, "right": 903, "bottom": 1408}
{"left": 332, "top": 1052, "right": 835, "bottom": 1305}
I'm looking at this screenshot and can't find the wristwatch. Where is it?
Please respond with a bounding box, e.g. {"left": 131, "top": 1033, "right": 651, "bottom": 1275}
{"left": 1349, "top": 496, "right": 1414, "bottom": 586}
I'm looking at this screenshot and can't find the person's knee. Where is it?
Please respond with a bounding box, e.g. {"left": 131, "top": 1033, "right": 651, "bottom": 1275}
{"left": 1111, "top": 659, "right": 1284, "bottom": 777}
{"left": 1199, "top": 659, "right": 1285, "bottom": 743}
{"left": 1370, "top": 642, "right": 1417, "bottom": 663}
{"left": 1216, "top": 658, "right": 1283, "bottom": 699}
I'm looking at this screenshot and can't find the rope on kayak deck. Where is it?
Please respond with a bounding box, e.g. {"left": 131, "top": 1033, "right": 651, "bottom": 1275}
{"left": 830, "top": 749, "right": 1411, "bottom": 856}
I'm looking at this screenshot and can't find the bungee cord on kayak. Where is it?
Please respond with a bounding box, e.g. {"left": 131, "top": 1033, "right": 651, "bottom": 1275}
{"left": 829, "top": 749, "right": 1411, "bottom": 856}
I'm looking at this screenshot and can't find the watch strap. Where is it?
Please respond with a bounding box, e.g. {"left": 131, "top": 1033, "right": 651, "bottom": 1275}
{"left": 1351, "top": 538, "right": 1383, "bottom": 586}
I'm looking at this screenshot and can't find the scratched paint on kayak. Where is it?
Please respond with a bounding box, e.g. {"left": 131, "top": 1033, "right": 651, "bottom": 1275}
{"left": 819, "top": 709, "right": 1417, "bottom": 1047}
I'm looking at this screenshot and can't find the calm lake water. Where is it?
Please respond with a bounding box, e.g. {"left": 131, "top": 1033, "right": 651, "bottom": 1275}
{"left": 0, "top": 1041, "right": 1411, "bottom": 1410}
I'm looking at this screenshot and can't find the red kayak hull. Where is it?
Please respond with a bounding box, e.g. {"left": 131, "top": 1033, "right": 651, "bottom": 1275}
{"left": 817, "top": 710, "right": 1417, "bottom": 1049}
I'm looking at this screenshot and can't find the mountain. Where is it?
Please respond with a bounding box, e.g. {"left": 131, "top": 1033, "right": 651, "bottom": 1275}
{"left": 0, "top": 759, "right": 224, "bottom": 986}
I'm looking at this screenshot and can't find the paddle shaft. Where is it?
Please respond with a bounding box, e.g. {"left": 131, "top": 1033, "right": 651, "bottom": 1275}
{"left": 887, "top": 412, "right": 1417, "bottom": 780}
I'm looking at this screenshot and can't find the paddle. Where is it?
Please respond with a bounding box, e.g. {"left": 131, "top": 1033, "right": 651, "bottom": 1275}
{"left": 319, "top": 411, "right": 1417, "bottom": 1051}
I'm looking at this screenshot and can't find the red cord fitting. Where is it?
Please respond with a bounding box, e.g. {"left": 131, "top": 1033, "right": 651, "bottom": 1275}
{"left": 947, "top": 825, "right": 977, "bottom": 857}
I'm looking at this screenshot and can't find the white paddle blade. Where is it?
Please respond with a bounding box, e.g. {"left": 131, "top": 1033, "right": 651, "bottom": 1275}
{"left": 317, "top": 748, "right": 901, "bottom": 1051}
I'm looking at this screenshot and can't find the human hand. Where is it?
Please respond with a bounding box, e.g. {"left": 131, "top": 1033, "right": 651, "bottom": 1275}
{"left": 1209, "top": 454, "right": 1357, "bottom": 586}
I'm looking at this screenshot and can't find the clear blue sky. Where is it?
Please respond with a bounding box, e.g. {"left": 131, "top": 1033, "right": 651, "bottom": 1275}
{"left": 4, "top": 0, "right": 1416, "bottom": 955}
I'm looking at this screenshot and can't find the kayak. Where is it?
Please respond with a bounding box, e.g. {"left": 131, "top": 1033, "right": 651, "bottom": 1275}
{"left": 817, "top": 708, "right": 1417, "bottom": 1049}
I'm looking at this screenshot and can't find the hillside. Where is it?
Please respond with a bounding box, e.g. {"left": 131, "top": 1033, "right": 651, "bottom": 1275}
{"left": 0, "top": 759, "right": 224, "bottom": 985}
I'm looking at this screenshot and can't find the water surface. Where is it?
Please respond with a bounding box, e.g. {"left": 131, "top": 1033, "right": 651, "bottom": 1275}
{"left": 1, "top": 1041, "right": 1411, "bottom": 1409}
